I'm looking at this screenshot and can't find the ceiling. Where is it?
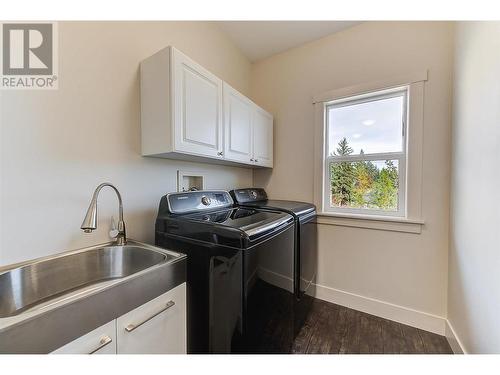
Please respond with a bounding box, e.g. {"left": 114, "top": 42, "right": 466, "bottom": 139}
{"left": 217, "top": 21, "right": 361, "bottom": 62}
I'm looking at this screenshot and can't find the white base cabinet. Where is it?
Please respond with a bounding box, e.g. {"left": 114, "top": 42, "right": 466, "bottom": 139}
{"left": 51, "top": 283, "right": 186, "bottom": 354}
{"left": 141, "top": 46, "right": 273, "bottom": 168}
{"left": 51, "top": 320, "right": 116, "bottom": 354}
{"left": 117, "top": 282, "right": 186, "bottom": 354}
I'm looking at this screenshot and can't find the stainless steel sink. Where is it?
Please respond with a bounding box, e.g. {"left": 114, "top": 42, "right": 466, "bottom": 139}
{"left": 0, "top": 240, "right": 186, "bottom": 353}
{"left": 0, "top": 245, "right": 172, "bottom": 318}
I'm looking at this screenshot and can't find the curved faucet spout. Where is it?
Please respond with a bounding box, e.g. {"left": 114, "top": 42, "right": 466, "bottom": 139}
{"left": 81, "top": 182, "right": 127, "bottom": 245}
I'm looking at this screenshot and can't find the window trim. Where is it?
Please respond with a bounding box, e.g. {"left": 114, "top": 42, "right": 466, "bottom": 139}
{"left": 312, "top": 70, "right": 428, "bottom": 233}
{"left": 315, "top": 213, "right": 424, "bottom": 234}
{"left": 323, "top": 87, "right": 408, "bottom": 217}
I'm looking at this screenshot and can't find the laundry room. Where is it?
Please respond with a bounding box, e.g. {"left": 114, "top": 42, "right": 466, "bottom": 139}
{"left": 1, "top": 1, "right": 499, "bottom": 373}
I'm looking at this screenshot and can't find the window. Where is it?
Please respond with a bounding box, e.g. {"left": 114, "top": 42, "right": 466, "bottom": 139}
{"left": 324, "top": 87, "right": 408, "bottom": 217}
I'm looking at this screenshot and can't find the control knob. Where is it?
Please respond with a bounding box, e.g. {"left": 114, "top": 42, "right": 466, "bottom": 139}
{"left": 201, "top": 196, "right": 211, "bottom": 206}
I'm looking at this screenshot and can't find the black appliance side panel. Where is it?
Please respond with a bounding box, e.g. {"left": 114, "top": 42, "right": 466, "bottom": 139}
{"left": 155, "top": 233, "right": 208, "bottom": 353}
{"left": 155, "top": 233, "right": 242, "bottom": 354}
{"left": 237, "top": 225, "right": 296, "bottom": 353}
{"left": 208, "top": 248, "right": 243, "bottom": 353}
{"left": 298, "top": 212, "right": 317, "bottom": 296}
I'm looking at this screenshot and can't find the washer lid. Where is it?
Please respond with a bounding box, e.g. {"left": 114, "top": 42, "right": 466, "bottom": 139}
{"left": 156, "top": 207, "right": 294, "bottom": 247}
{"left": 245, "top": 200, "right": 316, "bottom": 217}
{"left": 182, "top": 208, "right": 293, "bottom": 241}
{"left": 230, "top": 188, "right": 315, "bottom": 217}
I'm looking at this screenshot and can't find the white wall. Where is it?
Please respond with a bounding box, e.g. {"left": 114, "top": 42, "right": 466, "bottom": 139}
{"left": 448, "top": 22, "right": 500, "bottom": 353}
{"left": 0, "top": 21, "right": 252, "bottom": 265}
{"left": 251, "top": 22, "right": 454, "bottom": 324}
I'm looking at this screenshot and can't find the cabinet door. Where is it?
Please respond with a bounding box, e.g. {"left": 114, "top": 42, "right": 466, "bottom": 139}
{"left": 172, "top": 48, "right": 223, "bottom": 158}
{"left": 116, "top": 283, "right": 187, "bottom": 354}
{"left": 51, "top": 320, "right": 116, "bottom": 354}
{"left": 223, "top": 83, "right": 253, "bottom": 163}
{"left": 252, "top": 106, "right": 274, "bottom": 168}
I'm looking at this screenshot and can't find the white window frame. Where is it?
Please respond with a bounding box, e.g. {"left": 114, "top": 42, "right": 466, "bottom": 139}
{"left": 323, "top": 87, "right": 408, "bottom": 218}
{"left": 312, "top": 71, "right": 428, "bottom": 233}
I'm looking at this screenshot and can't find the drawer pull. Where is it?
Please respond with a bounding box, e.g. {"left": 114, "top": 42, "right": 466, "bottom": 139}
{"left": 125, "top": 300, "right": 175, "bottom": 333}
{"left": 89, "top": 336, "right": 113, "bottom": 354}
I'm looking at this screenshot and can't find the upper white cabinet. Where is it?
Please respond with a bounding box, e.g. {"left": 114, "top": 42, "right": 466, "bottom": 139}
{"left": 223, "top": 83, "right": 274, "bottom": 168}
{"left": 141, "top": 46, "right": 273, "bottom": 168}
{"left": 252, "top": 106, "right": 274, "bottom": 168}
{"left": 172, "top": 50, "right": 223, "bottom": 158}
{"left": 223, "top": 83, "right": 253, "bottom": 163}
{"left": 141, "top": 46, "right": 223, "bottom": 159}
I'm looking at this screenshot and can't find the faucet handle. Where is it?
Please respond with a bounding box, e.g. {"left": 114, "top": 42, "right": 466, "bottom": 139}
{"left": 109, "top": 216, "right": 119, "bottom": 239}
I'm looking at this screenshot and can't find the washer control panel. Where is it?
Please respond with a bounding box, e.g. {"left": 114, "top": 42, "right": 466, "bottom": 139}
{"left": 166, "top": 190, "right": 233, "bottom": 214}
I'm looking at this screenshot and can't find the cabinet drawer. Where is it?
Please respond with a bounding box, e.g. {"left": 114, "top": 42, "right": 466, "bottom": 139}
{"left": 51, "top": 320, "right": 116, "bottom": 354}
{"left": 116, "top": 282, "right": 186, "bottom": 354}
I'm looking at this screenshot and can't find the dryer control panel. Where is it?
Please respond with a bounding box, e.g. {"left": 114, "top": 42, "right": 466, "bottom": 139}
{"left": 230, "top": 188, "right": 268, "bottom": 204}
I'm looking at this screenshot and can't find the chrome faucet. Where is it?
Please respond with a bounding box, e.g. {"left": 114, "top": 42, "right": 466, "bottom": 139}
{"left": 81, "top": 182, "right": 127, "bottom": 245}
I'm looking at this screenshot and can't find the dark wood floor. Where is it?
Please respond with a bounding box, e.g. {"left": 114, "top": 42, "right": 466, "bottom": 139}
{"left": 244, "top": 280, "right": 453, "bottom": 354}
{"left": 291, "top": 297, "right": 453, "bottom": 354}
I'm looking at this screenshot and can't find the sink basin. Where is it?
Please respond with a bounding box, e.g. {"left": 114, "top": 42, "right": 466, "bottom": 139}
{"left": 0, "top": 245, "right": 171, "bottom": 318}
{"left": 0, "top": 240, "right": 186, "bottom": 353}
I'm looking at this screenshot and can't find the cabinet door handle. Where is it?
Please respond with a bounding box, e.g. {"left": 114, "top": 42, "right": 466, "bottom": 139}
{"left": 125, "top": 300, "right": 175, "bottom": 333}
{"left": 217, "top": 151, "right": 223, "bottom": 156}
{"left": 250, "top": 158, "right": 254, "bottom": 162}
{"left": 88, "top": 335, "right": 113, "bottom": 354}
{"left": 254, "top": 159, "right": 259, "bottom": 163}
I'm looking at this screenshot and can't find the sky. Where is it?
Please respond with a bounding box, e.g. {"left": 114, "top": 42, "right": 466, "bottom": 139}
{"left": 328, "top": 95, "right": 405, "bottom": 156}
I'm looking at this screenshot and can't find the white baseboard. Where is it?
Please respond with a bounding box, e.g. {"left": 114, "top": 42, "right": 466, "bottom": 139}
{"left": 308, "top": 283, "right": 446, "bottom": 335}
{"left": 445, "top": 320, "right": 466, "bottom": 354}
{"left": 255, "top": 270, "right": 449, "bottom": 338}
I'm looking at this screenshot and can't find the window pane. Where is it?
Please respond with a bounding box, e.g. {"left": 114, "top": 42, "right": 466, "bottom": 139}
{"left": 329, "top": 159, "right": 399, "bottom": 211}
{"left": 328, "top": 94, "right": 405, "bottom": 156}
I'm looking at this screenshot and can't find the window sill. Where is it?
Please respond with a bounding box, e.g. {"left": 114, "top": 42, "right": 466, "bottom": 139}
{"left": 315, "top": 212, "right": 424, "bottom": 234}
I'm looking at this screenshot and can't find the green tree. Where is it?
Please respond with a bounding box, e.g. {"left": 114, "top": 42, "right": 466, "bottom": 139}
{"left": 352, "top": 150, "right": 374, "bottom": 208}
{"left": 371, "top": 160, "right": 399, "bottom": 210}
{"left": 365, "top": 160, "right": 380, "bottom": 182}
{"left": 330, "top": 138, "right": 355, "bottom": 206}
{"left": 330, "top": 141, "right": 399, "bottom": 211}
